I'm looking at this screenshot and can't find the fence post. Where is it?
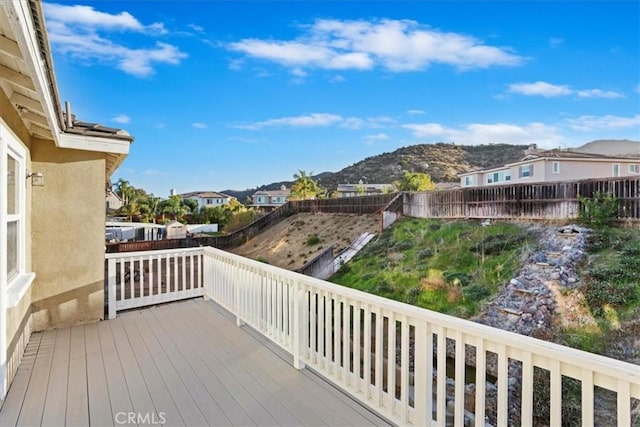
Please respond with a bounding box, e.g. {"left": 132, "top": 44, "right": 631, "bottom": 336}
{"left": 292, "top": 280, "right": 306, "bottom": 370}
{"left": 107, "top": 258, "right": 117, "bottom": 319}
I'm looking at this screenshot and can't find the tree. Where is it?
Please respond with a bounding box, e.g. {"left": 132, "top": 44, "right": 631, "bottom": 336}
{"left": 139, "top": 195, "right": 162, "bottom": 223}
{"left": 162, "top": 195, "right": 191, "bottom": 222}
{"left": 114, "top": 178, "right": 136, "bottom": 205}
{"left": 118, "top": 199, "right": 141, "bottom": 222}
{"left": 394, "top": 171, "right": 436, "bottom": 192}
{"left": 291, "top": 170, "right": 321, "bottom": 200}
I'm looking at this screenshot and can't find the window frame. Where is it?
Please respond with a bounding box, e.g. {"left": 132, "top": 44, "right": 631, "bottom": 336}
{"left": 629, "top": 164, "right": 639, "bottom": 174}
{"left": 1, "top": 122, "right": 35, "bottom": 307}
{"left": 612, "top": 163, "right": 620, "bottom": 177}
{"left": 552, "top": 161, "right": 560, "bottom": 174}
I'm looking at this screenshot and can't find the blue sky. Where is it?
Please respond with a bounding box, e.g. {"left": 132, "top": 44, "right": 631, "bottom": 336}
{"left": 43, "top": 1, "right": 640, "bottom": 197}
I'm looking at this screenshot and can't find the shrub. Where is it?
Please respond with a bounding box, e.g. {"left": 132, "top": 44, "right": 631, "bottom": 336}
{"left": 578, "top": 191, "right": 618, "bottom": 228}
{"left": 417, "top": 248, "right": 434, "bottom": 259}
{"left": 405, "top": 286, "right": 422, "bottom": 304}
{"left": 306, "top": 234, "right": 321, "bottom": 245}
{"left": 463, "top": 284, "right": 491, "bottom": 301}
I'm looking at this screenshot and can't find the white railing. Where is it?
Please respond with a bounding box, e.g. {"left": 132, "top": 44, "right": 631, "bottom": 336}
{"left": 202, "top": 246, "right": 640, "bottom": 427}
{"left": 107, "top": 247, "right": 639, "bottom": 426}
{"left": 106, "top": 247, "right": 204, "bottom": 319}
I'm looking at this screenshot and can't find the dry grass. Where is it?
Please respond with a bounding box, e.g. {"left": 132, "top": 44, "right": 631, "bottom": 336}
{"left": 230, "top": 212, "right": 380, "bottom": 270}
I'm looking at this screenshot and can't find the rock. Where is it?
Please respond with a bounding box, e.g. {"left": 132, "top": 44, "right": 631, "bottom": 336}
{"left": 510, "top": 278, "right": 520, "bottom": 286}
{"left": 521, "top": 313, "right": 533, "bottom": 322}
{"left": 568, "top": 277, "right": 578, "bottom": 284}
{"left": 550, "top": 272, "right": 561, "bottom": 280}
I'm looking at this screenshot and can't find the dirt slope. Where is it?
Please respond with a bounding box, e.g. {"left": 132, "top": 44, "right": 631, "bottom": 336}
{"left": 230, "top": 213, "right": 380, "bottom": 270}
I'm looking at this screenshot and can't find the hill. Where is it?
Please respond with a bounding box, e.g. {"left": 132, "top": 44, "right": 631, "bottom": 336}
{"left": 223, "top": 142, "right": 527, "bottom": 200}
{"left": 573, "top": 139, "right": 640, "bottom": 157}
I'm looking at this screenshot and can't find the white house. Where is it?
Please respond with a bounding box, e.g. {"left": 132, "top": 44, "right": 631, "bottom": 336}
{"left": 336, "top": 180, "right": 396, "bottom": 197}
{"left": 251, "top": 185, "right": 291, "bottom": 211}
{"left": 179, "top": 191, "right": 236, "bottom": 209}
{"left": 459, "top": 148, "right": 640, "bottom": 188}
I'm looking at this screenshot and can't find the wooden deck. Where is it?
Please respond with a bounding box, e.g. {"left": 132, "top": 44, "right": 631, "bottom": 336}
{"left": 0, "top": 299, "right": 391, "bottom": 426}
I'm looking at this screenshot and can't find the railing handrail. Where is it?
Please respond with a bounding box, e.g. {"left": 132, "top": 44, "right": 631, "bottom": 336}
{"left": 106, "top": 246, "right": 204, "bottom": 259}
{"left": 202, "top": 246, "right": 640, "bottom": 390}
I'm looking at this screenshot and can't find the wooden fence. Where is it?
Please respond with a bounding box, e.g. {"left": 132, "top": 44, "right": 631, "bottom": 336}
{"left": 106, "top": 194, "right": 397, "bottom": 253}
{"left": 404, "top": 177, "right": 640, "bottom": 221}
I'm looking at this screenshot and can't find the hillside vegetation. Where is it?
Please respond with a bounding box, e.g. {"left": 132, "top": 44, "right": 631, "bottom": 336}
{"left": 330, "top": 217, "right": 534, "bottom": 317}
{"left": 224, "top": 142, "right": 526, "bottom": 200}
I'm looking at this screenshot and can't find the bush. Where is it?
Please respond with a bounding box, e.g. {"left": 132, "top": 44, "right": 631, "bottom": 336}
{"left": 578, "top": 191, "right": 618, "bottom": 228}
{"left": 306, "top": 234, "right": 321, "bottom": 245}
{"left": 405, "top": 286, "right": 422, "bottom": 304}
{"left": 463, "top": 284, "right": 491, "bottom": 300}
{"left": 443, "top": 271, "right": 472, "bottom": 287}
{"left": 417, "top": 248, "right": 434, "bottom": 259}
{"left": 585, "top": 279, "right": 638, "bottom": 313}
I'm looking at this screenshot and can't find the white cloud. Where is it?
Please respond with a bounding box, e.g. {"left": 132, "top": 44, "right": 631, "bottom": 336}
{"left": 576, "top": 89, "right": 624, "bottom": 99}
{"left": 508, "top": 81, "right": 572, "bottom": 97}
{"left": 341, "top": 117, "right": 365, "bottom": 130}
{"left": 363, "top": 133, "right": 390, "bottom": 141}
{"left": 192, "top": 122, "right": 207, "bottom": 129}
{"left": 235, "top": 113, "right": 343, "bottom": 130}
{"left": 44, "top": 3, "right": 166, "bottom": 34}
{"left": 234, "top": 113, "right": 395, "bottom": 131}
{"left": 507, "top": 81, "right": 626, "bottom": 100}
{"left": 111, "top": 114, "right": 130, "bottom": 124}
{"left": 227, "top": 18, "right": 524, "bottom": 75}
{"left": 188, "top": 23, "right": 204, "bottom": 33}
{"left": 403, "top": 121, "right": 562, "bottom": 147}
{"left": 549, "top": 37, "right": 564, "bottom": 48}
{"left": 329, "top": 75, "right": 346, "bottom": 83}
{"left": 406, "top": 109, "right": 425, "bottom": 115}
{"left": 564, "top": 114, "right": 640, "bottom": 132}
{"left": 44, "top": 3, "right": 186, "bottom": 77}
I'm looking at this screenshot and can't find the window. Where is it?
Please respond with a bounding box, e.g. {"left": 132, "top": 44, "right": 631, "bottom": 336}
{"left": 552, "top": 161, "right": 560, "bottom": 174}
{"left": 629, "top": 164, "right": 639, "bottom": 174}
{"left": 613, "top": 163, "right": 620, "bottom": 177}
{"left": 257, "top": 197, "right": 263, "bottom": 203}
{"left": 1, "top": 123, "right": 34, "bottom": 306}
{"left": 519, "top": 164, "right": 534, "bottom": 178}
{"left": 485, "top": 171, "right": 510, "bottom": 185}
{"left": 463, "top": 176, "right": 473, "bottom": 187}
{"left": 206, "top": 198, "right": 212, "bottom": 205}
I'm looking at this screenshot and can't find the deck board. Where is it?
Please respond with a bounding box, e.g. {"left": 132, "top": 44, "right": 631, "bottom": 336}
{"left": 42, "top": 327, "right": 71, "bottom": 426}
{"left": 65, "top": 325, "right": 89, "bottom": 427}
{"left": 1, "top": 298, "right": 392, "bottom": 427}
{"left": 117, "top": 311, "right": 185, "bottom": 426}
{"left": 16, "top": 329, "right": 56, "bottom": 426}
{"left": 0, "top": 333, "right": 41, "bottom": 426}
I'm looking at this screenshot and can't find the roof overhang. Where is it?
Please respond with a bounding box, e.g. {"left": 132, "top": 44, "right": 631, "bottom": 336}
{"left": 0, "top": 0, "right": 132, "bottom": 178}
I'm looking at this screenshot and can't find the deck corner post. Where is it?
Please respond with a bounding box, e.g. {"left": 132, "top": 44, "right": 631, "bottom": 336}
{"left": 107, "top": 258, "right": 117, "bottom": 319}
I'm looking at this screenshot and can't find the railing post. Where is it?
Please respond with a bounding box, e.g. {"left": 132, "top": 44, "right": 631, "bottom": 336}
{"left": 292, "top": 280, "right": 305, "bottom": 370}
{"left": 234, "top": 261, "right": 244, "bottom": 327}
{"left": 107, "top": 258, "right": 117, "bottom": 319}
{"left": 202, "top": 250, "right": 210, "bottom": 301}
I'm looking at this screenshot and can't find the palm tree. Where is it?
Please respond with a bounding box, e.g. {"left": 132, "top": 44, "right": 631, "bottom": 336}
{"left": 118, "top": 199, "right": 141, "bottom": 222}
{"left": 139, "top": 195, "right": 161, "bottom": 223}
{"left": 162, "top": 195, "right": 191, "bottom": 222}
{"left": 394, "top": 171, "right": 435, "bottom": 192}
{"left": 114, "top": 178, "right": 136, "bottom": 205}
{"left": 291, "top": 170, "right": 320, "bottom": 200}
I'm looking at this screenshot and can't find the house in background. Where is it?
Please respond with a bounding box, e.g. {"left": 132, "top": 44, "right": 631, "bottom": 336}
{"left": 251, "top": 185, "right": 291, "bottom": 211}
{"left": 105, "top": 189, "right": 123, "bottom": 210}
{"left": 336, "top": 180, "right": 396, "bottom": 197}
{"left": 178, "top": 190, "right": 236, "bottom": 209}
{"left": 0, "top": 0, "right": 132, "bottom": 398}
{"left": 459, "top": 148, "right": 640, "bottom": 188}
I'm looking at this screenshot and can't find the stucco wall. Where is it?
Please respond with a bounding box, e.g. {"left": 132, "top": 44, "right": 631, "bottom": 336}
{"left": 30, "top": 139, "right": 106, "bottom": 330}
{"left": 0, "top": 90, "right": 34, "bottom": 351}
